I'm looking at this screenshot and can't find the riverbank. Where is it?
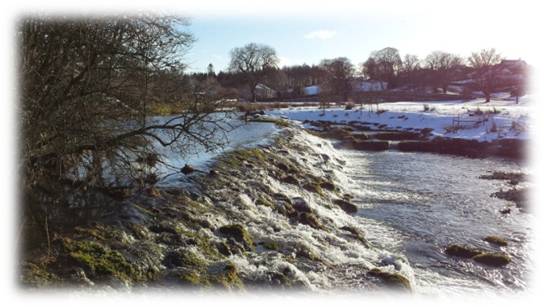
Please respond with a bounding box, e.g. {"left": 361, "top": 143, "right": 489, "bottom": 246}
{"left": 266, "top": 99, "right": 530, "bottom": 161}
{"left": 268, "top": 99, "right": 529, "bottom": 141}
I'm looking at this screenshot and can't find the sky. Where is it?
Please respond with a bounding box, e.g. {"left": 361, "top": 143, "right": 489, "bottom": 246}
{"left": 183, "top": 9, "right": 536, "bottom": 73}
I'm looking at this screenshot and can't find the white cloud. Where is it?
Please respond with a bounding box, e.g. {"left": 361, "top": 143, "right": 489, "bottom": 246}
{"left": 304, "top": 30, "right": 336, "bottom": 40}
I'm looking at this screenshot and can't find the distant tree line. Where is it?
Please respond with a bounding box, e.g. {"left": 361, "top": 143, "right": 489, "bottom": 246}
{"left": 190, "top": 45, "right": 528, "bottom": 103}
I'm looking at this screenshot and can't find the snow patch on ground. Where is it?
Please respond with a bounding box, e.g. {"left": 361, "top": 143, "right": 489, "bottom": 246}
{"left": 268, "top": 98, "right": 531, "bottom": 142}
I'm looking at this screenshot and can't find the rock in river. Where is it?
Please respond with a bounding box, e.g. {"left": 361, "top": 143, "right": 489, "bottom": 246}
{"left": 181, "top": 164, "right": 195, "bottom": 175}
{"left": 483, "top": 236, "right": 508, "bottom": 247}
{"left": 333, "top": 199, "right": 358, "bottom": 214}
{"left": 472, "top": 252, "right": 511, "bottom": 267}
{"left": 444, "top": 244, "right": 481, "bottom": 258}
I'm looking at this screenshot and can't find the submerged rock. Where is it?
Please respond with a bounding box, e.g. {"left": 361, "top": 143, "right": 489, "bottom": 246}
{"left": 472, "top": 252, "right": 511, "bottom": 267}
{"left": 499, "top": 208, "right": 512, "bottom": 215}
{"left": 280, "top": 175, "right": 299, "bottom": 185}
{"left": 367, "top": 268, "right": 411, "bottom": 291}
{"left": 483, "top": 236, "right": 508, "bottom": 247}
{"left": 298, "top": 212, "right": 322, "bottom": 229}
{"left": 492, "top": 188, "right": 528, "bottom": 209}
{"left": 340, "top": 225, "right": 369, "bottom": 247}
{"left": 292, "top": 197, "right": 312, "bottom": 213}
{"left": 444, "top": 244, "right": 481, "bottom": 258}
{"left": 303, "top": 182, "right": 323, "bottom": 195}
{"left": 333, "top": 199, "right": 358, "bottom": 214}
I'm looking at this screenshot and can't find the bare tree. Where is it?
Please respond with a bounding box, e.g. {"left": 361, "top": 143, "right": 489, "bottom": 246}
{"left": 228, "top": 43, "right": 279, "bottom": 102}
{"left": 398, "top": 54, "right": 420, "bottom": 88}
{"left": 424, "top": 51, "right": 463, "bottom": 93}
{"left": 361, "top": 47, "right": 402, "bottom": 89}
{"left": 320, "top": 57, "right": 355, "bottom": 101}
{"left": 468, "top": 48, "right": 503, "bottom": 102}
{"left": 21, "top": 16, "right": 230, "bottom": 222}
{"left": 360, "top": 57, "right": 378, "bottom": 79}
{"left": 402, "top": 54, "right": 420, "bottom": 73}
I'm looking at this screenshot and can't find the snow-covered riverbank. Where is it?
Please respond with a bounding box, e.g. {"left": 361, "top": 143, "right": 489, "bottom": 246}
{"left": 268, "top": 99, "right": 530, "bottom": 142}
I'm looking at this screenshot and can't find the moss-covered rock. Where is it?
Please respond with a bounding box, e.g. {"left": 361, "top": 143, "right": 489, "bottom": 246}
{"left": 216, "top": 241, "right": 232, "bottom": 256}
{"left": 298, "top": 212, "right": 322, "bottom": 229}
{"left": 483, "top": 236, "right": 508, "bottom": 247}
{"left": 340, "top": 225, "right": 369, "bottom": 247}
{"left": 209, "top": 262, "right": 244, "bottom": 290}
{"left": 280, "top": 175, "right": 299, "bottom": 185}
{"left": 220, "top": 148, "right": 267, "bottom": 169}
{"left": 218, "top": 224, "right": 255, "bottom": 251}
{"left": 163, "top": 249, "right": 207, "bottom": 269}
{"left": 149, "top": 221, "right": 178, "bottom": 234}
{"left": 294, "top": 245, "right": 320, "bottom": 261}
{"left": 319, "top": 181, "right": 336, "bottom": 191}
{"left": 256, "top": 195, "right": 274, "bottom": 208}
{"left": 368, "top": 268, "right": 411, "bottom": 291}
{"left": 128, "top": 223, "right": 152, "bottom": 240}
{"left": 262, "top": 241, "right": 280, "bottom": 251}
{"left": 21, "top": 262, "right": 60, "bottom": 287}
{"left": 303, "top": 182, "right": 323, "bottom": 195}
{"left": 62, "top": 238, "right": 137, "bottom": 283}
{"left": 177, "top": 269, "right": 212, "bottom": 287}
{"left": 275, "top": 162, "right": 291, "bottom": 172}
{"left": 444, "top": 244, "right": 481, "bottom": 258}
{"left": 472, "top": 252, "right": 511, "bottom": 267}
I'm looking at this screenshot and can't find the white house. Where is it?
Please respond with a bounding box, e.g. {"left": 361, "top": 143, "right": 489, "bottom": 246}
{"left": 352, "top": 80, "right": 388, "bottom": 92}
{"left": 303, "top": 85, "right": 320, "bottom": 96}
{"left": 254, "top": 83, "right": 277, "bottom": 99}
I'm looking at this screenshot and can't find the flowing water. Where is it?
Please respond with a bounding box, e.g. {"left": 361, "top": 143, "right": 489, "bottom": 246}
{"left": 337, "top": 148, "right": 531, "bottom": 294}
{"left": 147, "top": 114, "right": 531, "bottom": 293}
{"left": 148, "top": 116, "right": 279, "bottom": 184}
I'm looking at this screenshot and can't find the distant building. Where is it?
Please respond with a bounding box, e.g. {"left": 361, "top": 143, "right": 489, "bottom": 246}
{"left": 498, "top": 59, "right": 527, "bottom": 72}
{"left": 254, "top": 83, "right": 277, "bottom": 99}
{"left": 303, "top": 85, "right": 320, "bottom": 96}
{"left": 494, "top": 59, "right": 528, "bottom": 84}
{"left": 352, "top": 79, "right": 388, "bottom": 92}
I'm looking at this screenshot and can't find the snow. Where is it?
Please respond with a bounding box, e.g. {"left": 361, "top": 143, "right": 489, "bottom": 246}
{"left": 268, "top": 98, "right": 531, "bottom": 142}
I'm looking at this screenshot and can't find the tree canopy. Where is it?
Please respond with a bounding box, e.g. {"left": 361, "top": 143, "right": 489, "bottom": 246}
{"left": 228, "top": 43, "right": 279, "bottom": 101}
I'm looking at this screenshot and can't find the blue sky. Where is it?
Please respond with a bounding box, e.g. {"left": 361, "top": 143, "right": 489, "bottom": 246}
{"left": 183, "top": 10, "right": 534, "bottom": 73}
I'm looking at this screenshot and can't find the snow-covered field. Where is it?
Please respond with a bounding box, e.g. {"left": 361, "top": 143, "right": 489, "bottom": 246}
{"left": 269, "top": 98, "right": 531, "bottom": 142}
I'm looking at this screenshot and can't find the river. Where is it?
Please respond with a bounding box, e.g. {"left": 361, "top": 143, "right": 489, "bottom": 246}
{"left": 337, "top": 148, "right": 531, "bottom": 294}
{"left": 150, "top": 115, "right": 531, "bottom": 293}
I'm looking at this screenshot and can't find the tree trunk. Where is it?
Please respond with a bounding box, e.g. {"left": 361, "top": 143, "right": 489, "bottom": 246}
{"left": 251, "top": 85, "right": 257, "bottom": 102}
